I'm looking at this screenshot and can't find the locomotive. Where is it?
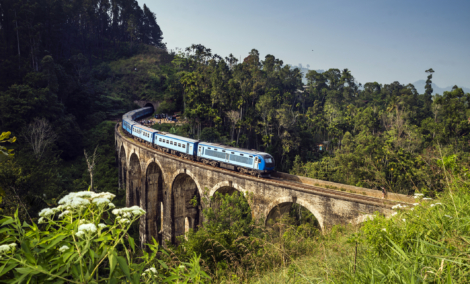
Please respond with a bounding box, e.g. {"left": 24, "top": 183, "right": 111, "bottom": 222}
{"left": 122, "top": 107, "right": 275, "bottom": 177}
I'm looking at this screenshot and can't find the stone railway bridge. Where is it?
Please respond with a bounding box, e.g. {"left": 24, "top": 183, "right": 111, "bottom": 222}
{"left": 115, "top": 124, "right": 410, "bottom": 246}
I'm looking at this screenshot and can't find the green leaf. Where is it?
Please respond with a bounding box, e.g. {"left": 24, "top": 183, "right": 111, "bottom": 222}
{"left": 128, "top": 236, "right": 135, "bottom": 252}
{"left": 109, "top": 250, "right": 117, "bottom": 277}
{"left": 39, "top": 234, "right": 67, "bottom": 253}
{"left": 1, "top": 217, "right": 15, "bottom": 227}
{"left": 15, "top": 267, "right": 41, "bottom": 275}
{"left": 0, "top": 261, "right": 17, "bottom": 277}
{"left": 21, "top": 241, "right": 37, "bottom": 265}
{"left": 157, "top": 259, "right": 168, "bottom": 269}
{"left": 116, "top": 256, "right": 131, "bottom": 281}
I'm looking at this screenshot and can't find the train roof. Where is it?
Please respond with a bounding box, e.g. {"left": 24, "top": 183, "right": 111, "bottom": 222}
{"left": 199, "top": 142, "right": 272, "bottom": 157}
{"left": 133, "top": 124, "right": 158, "bottom": 133}
{"left": 156, "top": 132, "right": 199, "bottom": 143}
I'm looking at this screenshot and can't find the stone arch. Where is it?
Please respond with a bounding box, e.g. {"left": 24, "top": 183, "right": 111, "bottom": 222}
{"left": 171, "top": 173, "right": 201, "bottom": 243}
{"left": 128, "top": 153, "right": 142, "bottom": 207}
{"left": 264, "top": 196, "right": 324, "bottom": 230}
{"left": 119, "top": 145, "right": 127, "bottom": 191}
{"left": 209, "top": 181, "right": 247, "bottom": 197}
{"left": 169, "top": 169, "right": 203, "bottom": 197}
{"left": 140, "top": 161, "right": 164, "bottom": 246}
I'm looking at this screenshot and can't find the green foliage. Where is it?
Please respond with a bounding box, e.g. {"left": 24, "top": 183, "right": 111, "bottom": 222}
{"left": 0, "top": 191, "right": 208, "bottom": 283}
{"left": 0, "top": 131, "right": 16, "bottom": 157}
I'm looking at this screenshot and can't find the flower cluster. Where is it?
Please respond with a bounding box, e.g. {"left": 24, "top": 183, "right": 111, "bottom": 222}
{"left": 58, "top": 191, "right": 116, "bottom": 210}
{"left": 112, "top": 206, "right": 146, "bottom": 225}
{"left": 58, "top": 245, "right": 70, "bottom": 253}
{"left": 0, "top": 243, "right": 16, "bottom": 259}
{"left": 413, "top": 193, "right": 424, "bottom": 199}
{"left": 142, "top": 267, "right": 158, "bottom": 277}
{"left": 391, "top": 204, "right": 406, "bottom": 209}
{"left": 75, "top": 223, "right": 97, "bottom": 238}
{"left": 37, "top": 191, "right": 116, "bottom": 224}
{"left": 430, "top": 202, "right": 443, "bottom": 207}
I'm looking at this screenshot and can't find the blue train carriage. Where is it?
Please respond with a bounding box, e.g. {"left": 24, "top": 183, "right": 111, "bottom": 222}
{"left": 132, "top": 124, "right": 157, "bottom": 148}
{"left": 197, "top": 143, "right": 275, "bottom": 177}
{"left": 133, "top": 107, "right": 154, "bottom": 120}
{"left": 122, "top": 117, "right": 136, "bottom": 135}
{"left": 154, "top": 132, "right": 199, "bottom": 160}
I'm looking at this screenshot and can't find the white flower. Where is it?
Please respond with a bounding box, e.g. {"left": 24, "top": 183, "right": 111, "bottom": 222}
{"left": 444, "top": 215, "right": 452, "bottom": 219}
{"left": 411, "top": 208, "right": 414, "bottom": 210}
{"left": 108, "top": 203, "right": 116, "bottom": 209}
{"left": 0, "top": 243, "right": 16, "bottom": 254}
{"left": 75, "top": 231, "right": 85, "bottom": 238}
{"left": 112, "top": 206, "right": 146, "bottom": 218}
{"left": 0, "top": 245, "right": 11, "bottom": 254}
{"left": 381, "top": 228, "right": 386, "bottom": 232}
{"left": 98, "top": 223, "right": 107, "bottom": 229}
{"left": 118, "top": 218, "right": 130, "bottom": 224}
{"left": 78, "top": 223, "right": 97, "bottom": 234}
{"left": 423, "top": 198, "right": 433, "bottom": 201}
{"left": 38, "top": 217, "right": 45, "bottom": 224}
{"left": 92, "top": 198, "right": 111, "bottom": 207}
{"left": 142, "top": 267, "right": 158, "bottom": 276}
{"left": 391, "top": 212, "right": 397, "bottom": 216}
{"left": 93, "top": 192, "right": 116, "bottom": 200}
{"left": 402, "top": 219, "right": 406, "bottom": 222}
{"left": 58, "top": 245, "right": 70, "bottom": 252}
{"left": 413, "top": 203, "right": 419, "bottom": 206}
{"left": 71, "top": 197, "right": 90, "bottom": 208}
{"left": 392, "top": 204, "right": 403, "bottom": 209}
{"left": 430, "top": 203, "right": 442, "bottom": 207}
{"left": 414, "top": 193, "right": 424, "bottom": 197}
{"left": 58, "top": 210, "right": 71, "bottom": 219}
{"left": 38, "top": 208, "right": 55, "bottom": 218}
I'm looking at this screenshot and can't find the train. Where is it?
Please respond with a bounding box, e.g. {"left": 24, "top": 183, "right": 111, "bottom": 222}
{"left": 122, "top": 107, "right": 275, "bottom": 177}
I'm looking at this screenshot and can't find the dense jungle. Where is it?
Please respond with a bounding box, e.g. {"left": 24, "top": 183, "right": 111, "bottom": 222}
{"left": 1, "top": 0, "right": 470, "bottom": 282}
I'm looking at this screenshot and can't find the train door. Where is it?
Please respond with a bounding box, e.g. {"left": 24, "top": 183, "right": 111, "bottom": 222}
{"left": 225, "top": 152, "right": 229, "bottom": 163}
{"left": 186, "top": 143, "right": 189, "bottom": 154}
{"left": 254, "top": 156, "right": 260, "bottom": 169}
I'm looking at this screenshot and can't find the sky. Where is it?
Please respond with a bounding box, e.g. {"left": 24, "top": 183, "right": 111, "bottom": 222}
{"left": 143, "top": 0, "right": 470, "bottom": 88}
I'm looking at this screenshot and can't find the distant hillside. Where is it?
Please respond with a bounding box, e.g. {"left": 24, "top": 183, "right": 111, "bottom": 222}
{"left": 412, "top": 80, "right": 470, "bottom": 95}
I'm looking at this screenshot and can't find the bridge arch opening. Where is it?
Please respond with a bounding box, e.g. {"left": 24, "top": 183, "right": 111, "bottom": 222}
{"left": 143, "top": 162, "right": 164, "bottom": 244}
{"left": 266, "top": 202, "right": 321, "bottom": 236}
{"left": 128, "top": 153, "right": 142, "bottom": 207}
{"left": 119, "top": 145, "right": 127, "bottom": 190}
{"left": 171, "top": 173, "right": 201, "bottom": 243}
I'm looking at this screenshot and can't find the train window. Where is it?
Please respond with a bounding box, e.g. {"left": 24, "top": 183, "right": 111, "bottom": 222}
{"left": 249, "top": 156, "right": 253, "bottom": 158}
{"left": 183, "top": 145, "right": 186, "bottom": 148}
{"left": 166, "top": 140, "right": 169, "bottom": 144}
{"left": 222, "top": 150, "right": 226, "bottom": 152}
{"left": 178, "top": 143, "right": 181, "bottom": 147}
{"left": 208, "top": 147, "right": 211, "bottom": 149}
{"left": 231, "top": 152, "right": 234, "bottom": 154}
{"left": 170, "top": 141, "right": 173, "bottom": 145}
{"left": 159, "top": 138, "right": 162, "bottom": 142}
{"left": 214, "top": 149, "right": 218, "bottom": 151}
{"left": 266, "top": 158, "right": 273, "bottom": 163}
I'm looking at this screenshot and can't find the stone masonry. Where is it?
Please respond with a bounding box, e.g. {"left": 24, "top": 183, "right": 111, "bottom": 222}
{"left": 115, "top": 124, "right": 403, "bottom": 246}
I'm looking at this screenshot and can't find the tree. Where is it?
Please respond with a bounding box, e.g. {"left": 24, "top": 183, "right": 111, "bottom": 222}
{"left": 21, "top": 118, "right": 58, "bottom": 160}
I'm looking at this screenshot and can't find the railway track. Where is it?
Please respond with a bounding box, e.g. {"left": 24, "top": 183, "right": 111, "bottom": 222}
{"left": 117, "top": 123, "right": 403, "bottom": 209}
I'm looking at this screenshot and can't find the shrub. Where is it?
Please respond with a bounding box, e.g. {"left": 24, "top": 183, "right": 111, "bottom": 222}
{"left": 0, "top": 190, "right": 209, "bottom": 283}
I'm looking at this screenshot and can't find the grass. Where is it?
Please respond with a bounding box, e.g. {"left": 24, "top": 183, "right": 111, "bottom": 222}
{"left": 244, "top": 174, "right": 470, "bottom": 283}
